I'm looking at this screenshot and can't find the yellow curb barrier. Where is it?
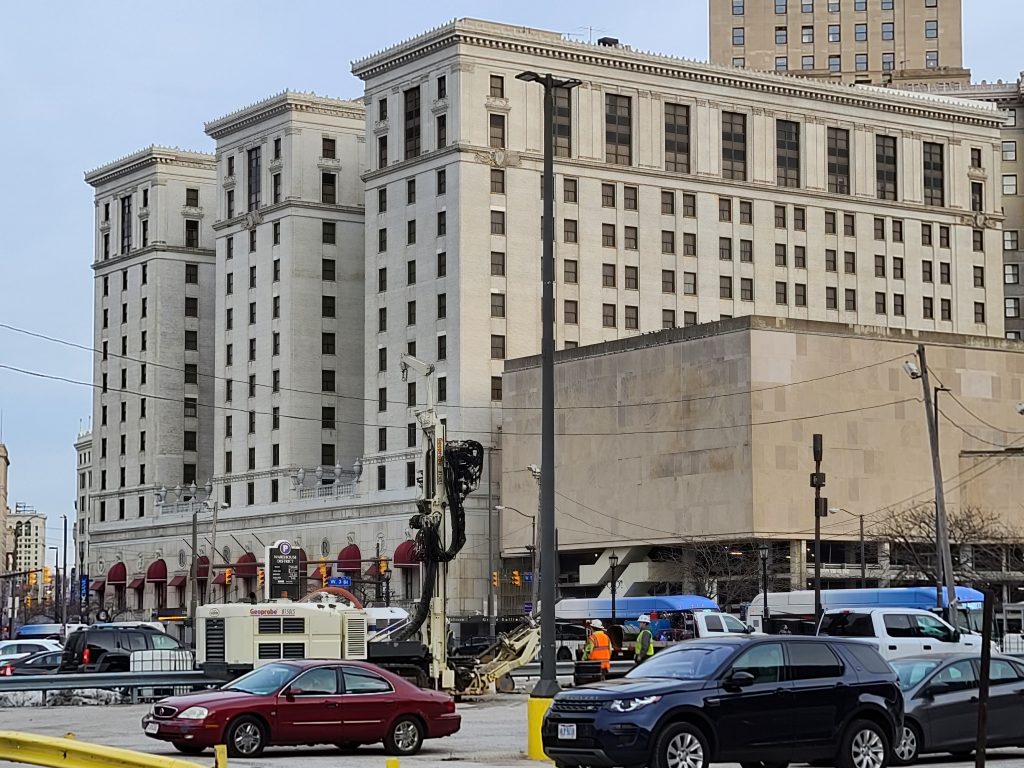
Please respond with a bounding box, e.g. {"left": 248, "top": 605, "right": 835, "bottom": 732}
{"left": 385, "top": 758, "right": 400, "bottom": 768}
{"left": 0, "top": 730, "right": 225, "bottom": 768}
{"left": 526, "top": 697, "right": 553, "bottom": 761}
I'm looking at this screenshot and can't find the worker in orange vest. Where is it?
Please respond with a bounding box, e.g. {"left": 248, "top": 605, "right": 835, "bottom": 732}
{"left": 584, "top": 619, "right": 612, "bottom": 676}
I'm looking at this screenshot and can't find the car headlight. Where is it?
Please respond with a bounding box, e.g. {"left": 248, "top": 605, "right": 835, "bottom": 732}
{"left": 608, "top": 696, "right": 661, "bottom": 713}
{"left": 177, "top": 706, "right": 209, "bottom": 720}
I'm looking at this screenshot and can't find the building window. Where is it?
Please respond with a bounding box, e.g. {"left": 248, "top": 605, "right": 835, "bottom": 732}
{"left": 489, "top": 113, "right": 506, "bottom": 149}
{"left": 827, "top": 127, "right": 850, "bottom": 194}
{"left": 624, "top": 226, "right": 638, "bottom": 250}
{"left": 683, "top": 233, "right": 696, "bottom": 256}
{"left": 720, "top": 237, "right": 733, "bottom": 261}
{"left": 564, "top": 300, "right": 578, "bottom": 324}
{"left": 564, "top": 219, "right": 578, "bottom": 243}
{"left": 662, "top": 230, "right": 675, "bottom": 254}
{"left": 775, "top": 244, "right": 788, "bottom": 266}
{"left": 605, "top": 94, "right": 632, "bottom": 165}
{"left": 733, "top": 0, "right": 744, "bottom": 13}
{"left": 682, "top": 194, "right": 696, "bottom": 217}
{"left": 775, "top": 205, "right": 786, "bottom": 228}
{"left": 624, "top": 265, "right": 639, "bottom": 290}
{"left": 802, "top": 55, "right": 814, "bottom": 69}
{"left": 845, "top": 289, "right": 857, "bottom": 312}
{"left": 715, "top": 275, "right": 731, "bottom": 300}
{"left": 844, "top": 251, "right": 856, "bottom": 274}
{"left": 489, "top": 74, "right": 505, "bottom": 98}
{"left": 775, "top": 57, "right": 788, "bottom": 72}
{"left": 602, "top": 304, "right": 617, "bottom": 327}
{"left": 844, "top": 214, "right": 855, "bottom": 237}
{"left": 893, "top": 256, "right": 903, "bottom": 279}
{"left": 624, "top": 305, "right": 639, "bottom": 330}
{"left": 922, "top": 260, "right": 933, "bottom": 283}
{"left": 247, "top": 147, "right": 261, "bottom": 211}
{"left": 436, "top": 252, "right": 446, "bottom": 277}
{"left": 794, "top": 283, "right": 807, "bottom": 307}
{"left": 882, "top": 52, "right": 895, "bottom": 71}
{"left": 491, "top": 376, "right": 503, "bottom": 401}
{"left": 322, "top": 221, "right": 336, "bottom": 244}
{"left": 436, "top": 211, "right": 446, "bottom": 237}
{"left": 740, "top": 200, "right": 753, "bottom": 224}
{"left": 776, "top": 120, "right": 800, "bottom": 188}
{"left": 1005, "top": 231, "right": 1019, "bottom": 252}
{"left": 1006, "top": 264, "right": 1020, "bottom": 284}
{"left": 828, "top": 24, "right": 840, "bottom": 42}
{"left": 828, "top": 55, "right": 841, "bottom": 72}
{"left": 881, "top": 21, "right": 894, "bottom": 40}
{"left": 923, "top": 297, "right": 934, "bottom": 319}
{"left": 973, "top": 230, "right": 985, "bottom": 252}
{"left": 1004, "top": 141, "right": 1018, "bottom": 161}
{"left": 491, "top": 293, "right": 506, "bottom": 318}
{"left": 602, "top": 263, "right": 616, "bottom": 287}
{"left": 876, "top": 135, "right": 897, "bottom": 201}
{"left": 733, "top": 27, "right": 745, "bottom": 45}
{"left": 1003, "top": 175, "right": 1018, "bottom": 196}
{"left": 554, "top": 86, "right": 572, "bottom": 157}
{"left": 893, "top": 220, "right": 903, "bottom": 243}
{"left": 740, "top": 239, "right": 753, "bottom": 262}
{"left": 323, "top": 295, "right": 336, "bottom": 318}
{"left": 684, "top": 272, "right": 696, "bottom": 295}
{"left": 602, "top": 223, "right": 616, "bottom": 248}
{"left": 721, "top": 112, "right": 747, "bottom": 180}
{"left": 923, "top": 142, "right": 945, "bottom": 206}
{"left": 491, "top": 251, "right": 505, "bottom": 276}
{"left": 490, "top": 210, "right": 505, "bottom": 235}
{"left": 663, "top": 309, "right": 676, "bottom": 329}
{"left": 826, "top": 287, "right": 837, "bottom": 310}
{"left": 855, "top": 23, "right": 867, "bottom": 41}
{"left": 404, "top": 86, "right": 421, "bottom": 159}
{"left": 874, "top": 255, "right": 886, "bottom": 277}
{"left": 120, "top": 195, "right": 133, "bottom": 253}
{"left": 665, "top": 103, "right": 690, "bottom": 173}
{"left": 564, "top": 259, "right": 578, "bottom": 283}
{"left": 491, "top": 334, "right": 505, "bottom": 359}
{"left": 437, "top": 293, "right": 446, "bottom": 318}
{"left": 939, "top": 226, "right": 950, "bottom": 248}
{"left": 874, "top": 217, "right": 885, "bottom": 241}
{"left": 894, "top": 294, "right": 905, "bottom": 317}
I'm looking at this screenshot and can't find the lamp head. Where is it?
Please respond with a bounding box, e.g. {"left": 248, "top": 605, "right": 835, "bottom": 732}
{"left": 516, "top": 71, "right": 540, "bottom": 83}
{"left": 903, "top": 360, "right": 922, "bottom": 379}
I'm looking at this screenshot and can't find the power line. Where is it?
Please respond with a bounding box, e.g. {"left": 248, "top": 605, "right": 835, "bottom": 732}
{"left": 938, "top": 408, "right": 1016, "bottom": 448}
{"left": 944, "top": 389, "right": 1024, "bottom": 436}
{"left": 0, "top": 321, "right": 907, "bottom": 413}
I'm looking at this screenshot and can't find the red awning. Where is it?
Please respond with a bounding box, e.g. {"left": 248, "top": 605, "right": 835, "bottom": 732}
{"left": 337, "top": 544, "right": 361, "bottom": 572}
{"left": 146, "top": 559, "right": 167, "bottom": 582}
{"left": 128, "top": 577, "right": 145, "bottom": 590}
{"left": 197, "top": 556, "right": 209, "bottom": 580}
{"left": 107, "top": 562, "right": 127, "bottom": 584}
{"left": 235, "top": 552, "right": 257, "bottom": 578}
{"left": 90, "top": 579, "right": 105, "bottom": 592}
{"left": 168, "top": 575, "right": 187, "bottom": 588}
{"left": 365, "top": 562, "right": 380, "bottom": 578}
{"left": 394, "top": 540, "right": 420, "bottom": 568}
{"left": 213, "top": 571, "right": 227, "bottom": 585}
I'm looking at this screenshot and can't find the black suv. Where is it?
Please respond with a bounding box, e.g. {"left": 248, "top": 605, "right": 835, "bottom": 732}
{"left": 60, "top": 625, "right": 186, "bottom": 672}
{"left": 543, "top": 635, "right": 902, "bottom": 768}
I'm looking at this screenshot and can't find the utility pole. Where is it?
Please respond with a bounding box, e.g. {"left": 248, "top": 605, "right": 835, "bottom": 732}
{"left": 189, "top": 508, "right": 199, "bottom": 633}
{"left": 609, "top": 553, "right": 618, "bottom": 621}
{"left": 61, "top": 513, "right": 68, "bottom": 636}
{"left": 810, "top": 434, "right": 826, "bottom": 621}
{"left": 859, "top": 513, "right": 866, "bottom": 589}
{"left": 487, "top": 447, "right": 496, "bottom": 638}
{"left": 907, "top": 346, "right": 959, "bottom": 630}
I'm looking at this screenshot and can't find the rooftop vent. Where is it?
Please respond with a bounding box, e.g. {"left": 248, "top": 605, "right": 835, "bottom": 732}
{"left": 597, "top": 36, "right": 619, "bottom": 47}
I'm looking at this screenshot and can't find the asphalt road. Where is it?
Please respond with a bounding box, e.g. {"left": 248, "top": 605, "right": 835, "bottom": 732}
{"left": 1, "top": 696, "right": 1023, "bottom": 768}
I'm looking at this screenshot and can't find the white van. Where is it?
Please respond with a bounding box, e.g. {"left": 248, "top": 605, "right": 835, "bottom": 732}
{"left": 817, "top": 607, "right": 983, "bottom": 660}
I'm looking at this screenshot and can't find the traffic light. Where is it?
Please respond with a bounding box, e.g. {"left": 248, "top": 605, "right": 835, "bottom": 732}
{"left": 491, "top": 571, "right": 499, "bottom": 588}
{"left": 378, "top": 557, "right": 388, "bottom": 576}
{"left": 28, "top": 572, "right": 37, "bottom": 587}
{"left": 224, "top": 567, "right": 232, "bottom": 586}
{"left": 43, "top": 566, "right": 52, "bottom": 584}
{"left": 257, "top": 568, "right": 265, "bottom": 590}
{"left": 25, "top": 595, "right": 32, "bottom": 609}
{"left": 319, "top": 558, "right": 327, "bottom": 587}
{"left": 511, "top": 570, "right": 522, "bottom": 587}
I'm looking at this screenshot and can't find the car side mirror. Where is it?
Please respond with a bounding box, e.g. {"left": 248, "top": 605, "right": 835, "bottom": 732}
{"left": 745, "top": 625, "right": 754, "bottom": 634}
{"left": 950, "top": 630, "right": 961, "bottom": 643}
{"left": 283, "top": 688, "right": 295, "bottom": 701}
{"left": 923, "top": 682, "right": 948, "bottom": 698}
{"left": 724, "top": 670, "right": 756, "bottom": 690}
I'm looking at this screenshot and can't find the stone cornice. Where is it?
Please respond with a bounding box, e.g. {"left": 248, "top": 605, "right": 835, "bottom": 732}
{"left": 205, "top": 91, "right": 366, "bottom": 140}
{"left": 85, "top": 146, "right": 215, "bottom": 188}
{"left": 91, "top": 245, "right": 216, "bottom": 272}
{"left": 211, "top": 199, "right": 364, "bottom": 231}
{"left": 351, "top": 19, "right": 1002, "bottom": 129}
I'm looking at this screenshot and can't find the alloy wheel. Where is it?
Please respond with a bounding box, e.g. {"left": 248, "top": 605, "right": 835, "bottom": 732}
{"left": 233, "top": 722, "right": 262, "bottom": 755}
{"left": 895, "top": 726, "right": 918, "bottom": 763}
{"left": 665, "top": 732, "right": 705, "bottom": 768}
{"left": 393, "top": 720, "right": 419, "bottom": 752}
{"left": 852, "top": 727, "right": 885, "bottom": 768}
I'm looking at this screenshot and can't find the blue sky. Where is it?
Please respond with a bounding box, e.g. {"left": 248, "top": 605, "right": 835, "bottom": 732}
{"left": 0, "top": 0, "right": 1021, "bottom": 557}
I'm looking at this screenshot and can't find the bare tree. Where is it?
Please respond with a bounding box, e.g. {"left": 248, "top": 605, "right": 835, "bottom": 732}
{"left": 874, "top": 504, "right": 1023, "bottom": 586}
{"left": 654, "top": 539, "right": 774, "bottom": 610}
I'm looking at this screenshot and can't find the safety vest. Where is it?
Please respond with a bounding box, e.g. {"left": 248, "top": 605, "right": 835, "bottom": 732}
{"left": 587, "top": 630, "right": 612, "bottom": 670}
{"left": 635, "top": 628, "right": 655, "bottom": 659}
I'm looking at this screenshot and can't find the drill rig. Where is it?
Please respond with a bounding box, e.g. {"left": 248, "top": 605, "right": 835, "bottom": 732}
{"left": 395, "top": 353, "right": 484, "bottom": 690}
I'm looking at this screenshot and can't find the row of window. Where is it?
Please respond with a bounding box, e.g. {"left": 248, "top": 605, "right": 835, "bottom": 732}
{"left": 759, "top": 50, "right": 942, "bottom": 73}
{"left": 734, "top": 0, "right": 930, "bottom": 14}
{"left": 100, "top": 188, "right": 203, "bottom": 258}
{"left": 734, "top": 19, "right": 938, "bottom": 48}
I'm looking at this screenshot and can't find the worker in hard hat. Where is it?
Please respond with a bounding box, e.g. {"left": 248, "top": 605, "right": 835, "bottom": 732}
{"left": 583, "top": 619, "right": 612, "bottom": 676}
{"left": 634, "top": 614, "right": 655, "bottom": 665}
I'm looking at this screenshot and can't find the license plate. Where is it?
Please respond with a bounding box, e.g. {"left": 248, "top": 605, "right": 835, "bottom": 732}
{"left": 558, "top": 723, "right": 577, "bottom": 740}
{"left": 145, "top": 723, "right": 159, "bottom": 735}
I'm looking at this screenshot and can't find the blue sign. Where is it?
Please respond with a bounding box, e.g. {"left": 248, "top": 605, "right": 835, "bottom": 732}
{"left": 523, "top": 601, "right": 534, "bottom": 615}
{"left": 327, "top": 576, "right": 353, "bottom": 588}
{"left": 523, "top": 572, "right": 534, "bottom": 584}
{"left": 80, "top": 575, "right": 89, "bottom": 601}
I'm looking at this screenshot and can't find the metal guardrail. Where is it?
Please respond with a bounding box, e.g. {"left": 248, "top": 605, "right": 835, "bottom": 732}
{"left": 0, "top": 671, "right": 218, "bottom": 695}
{"left": 0, "top": 730, "right": 226, "bottom": 768}
{"left": 510, "top": 660, "right": 635, "bottom": 677}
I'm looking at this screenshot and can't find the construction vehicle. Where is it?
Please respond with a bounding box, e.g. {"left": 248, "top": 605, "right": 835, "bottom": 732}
{"left": 193, "top": 353, "right": 540, "bottom": 695}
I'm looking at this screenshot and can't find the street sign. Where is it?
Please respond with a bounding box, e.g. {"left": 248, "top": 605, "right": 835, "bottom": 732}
{"left": 327, "top": 576, "right": 353, "bottom": 588}
{"left": 523, "top": 572, "right": 534, "bottom": 583}
{"left": 523, "top": 601, "right": 533, "bottom": 614}
{"left": 80, "top": 575, "right": 89, "bottom": 601}
{"left": 266, "top": 540, "right": 301, "bottom": 600}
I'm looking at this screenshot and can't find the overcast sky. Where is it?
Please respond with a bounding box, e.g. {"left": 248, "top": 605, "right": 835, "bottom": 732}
{"left": 1, "top": 0, "right": 1021, "bottom": 556}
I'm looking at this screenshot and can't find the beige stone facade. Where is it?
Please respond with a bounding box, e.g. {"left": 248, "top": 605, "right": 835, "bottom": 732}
{"left": 710, "top": 0, "right": 969, "bottom": 86}
{"left": 501, "top": 317, "right": 1024, "bottom": 599}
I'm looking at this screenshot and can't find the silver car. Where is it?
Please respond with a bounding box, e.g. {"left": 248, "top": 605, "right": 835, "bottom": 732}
{"left": 891, "top": 653, "right": 1024, "bottom": 764}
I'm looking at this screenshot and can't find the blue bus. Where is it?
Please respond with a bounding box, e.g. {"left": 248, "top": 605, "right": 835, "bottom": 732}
{"left": 747, "top": 586, "right": 986, "bottom": 634}
{"left": 555, "top": 595, "right": 720, "bottom": 642}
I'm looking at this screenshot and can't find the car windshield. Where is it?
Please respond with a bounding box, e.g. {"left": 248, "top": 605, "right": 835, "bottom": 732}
{"left": 890, "top": 659, "right": 942, "bottom": 691}
{"left": 222, "top": 663, "right": 297, "bottom": 695}
{"left": 625, "top": 644, "right": 735, "bottom": 680}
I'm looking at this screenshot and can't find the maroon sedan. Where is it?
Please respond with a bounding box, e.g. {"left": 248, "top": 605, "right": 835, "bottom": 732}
{"left": 141, "top": 660, "right": 460, "bottom": 758}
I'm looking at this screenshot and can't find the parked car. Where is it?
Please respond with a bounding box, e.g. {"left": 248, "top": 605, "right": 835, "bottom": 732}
{"left": 542, "top": 635, "right": 902, "bottom": 768}
{"left": 141, "top": 659, "right": 461, "bottom": 758}
{"left": 0, "top": 639, "right": 63, "bottom": 664}
{"left": 0, "top": 649, "right": 64, "bottom": 676}
{"left": 891, "top": 653, "right": 1024, "bottom": 764}
{"left": 60, "top": 624, "right": 186, "bottom": 672}
{"left": 818, "top": 607, "right": 983, "bottom": 660}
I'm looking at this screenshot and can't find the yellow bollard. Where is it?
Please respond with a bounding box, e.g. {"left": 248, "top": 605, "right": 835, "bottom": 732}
{"left": 526, "top": 697, "right": 553, "bottom": 761}
{"left": 385, "top": 758, "right": 400, "bottom": 768}
{"left": 214, "top": 744, "right": 228, "bottom": 768}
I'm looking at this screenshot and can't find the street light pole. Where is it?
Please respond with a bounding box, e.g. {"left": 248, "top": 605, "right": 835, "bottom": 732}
{"left": 516, "top": 69, "right": 581, "bottom": 702}
{"left": 61, "top": 512, "right": 68, "bottom": 636}
{"left": 189, "top": 508, "right": 199, "bottom": 630}
{"left": 810, "top": 434, "right": 827, "bottom": 622}
{"left": 496, "top": 505, "right": 538, "bottom": 614}
{"left": 758, "top": 543, "right": 770, "bottom": 624}
{"left": 609, "top": 553, "right": 619, "bottom": 621}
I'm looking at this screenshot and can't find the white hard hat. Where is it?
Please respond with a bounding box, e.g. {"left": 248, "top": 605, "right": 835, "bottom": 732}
{"left": 590, "top": 619, "right": 604, "bottom": 629}
{"left": 638, "top": 614, "right": 651, "bottom": 624}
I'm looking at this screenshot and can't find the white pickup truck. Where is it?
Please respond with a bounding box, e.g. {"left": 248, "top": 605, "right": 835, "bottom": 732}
{"left": 817, "top": 607, "right": 983, "bottom": 660}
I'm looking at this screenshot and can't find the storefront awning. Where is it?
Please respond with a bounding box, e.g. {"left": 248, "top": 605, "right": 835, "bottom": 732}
{"left": 128, "top": 577, "right": 145, "bottom": 590}
{"left": 146, "top": 559, "right": 167, "bottom": 582}
{"left": 168, "top": 575, "right": 187, "bottom": 588}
